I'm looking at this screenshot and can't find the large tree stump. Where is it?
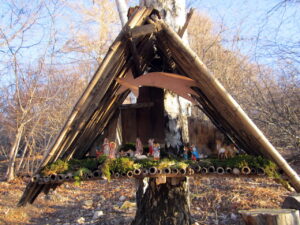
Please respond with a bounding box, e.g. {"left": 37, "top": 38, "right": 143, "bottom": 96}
{"left": 132, "top": 177, "right": 192, "bottom": 225}
{"left": 282, "top": 193, "right": 300, "bottom": 210}
{"left": 239, "top": 208, "right": 300, "bottom": 225}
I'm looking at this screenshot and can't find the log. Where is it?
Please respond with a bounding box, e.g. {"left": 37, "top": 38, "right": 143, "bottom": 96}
{"left": 208, "top": 166, "right": 215, "bottom": 173}
{"left": 127, "top": 171, "right": 134, "bottom": 178}
{"left": 149, "top": 167, "right": 158, "bottom": 175}
{"left": 172, "top": 168, "right": 179, "bottom": 175}
{"left": 216, "top": 167, "right": 225, "bottom": 174}
{"left": 282, "top": 194, "right": 300, "bottom": 210}
{"left": 201, "top": 167, "right": 208, "bottom": 174}
{"left": 226, "top": 167, "right": 233, "bottom": 173}
{"left": 233, "top": 168, "right": 241, "bottom": 175}
{"left": 239, "top": 208, "right": 300, "bottom": 225}
{"left": 241, "top": 166, "right": 251, "bottom": 175}
{"left": 128, "top": 24, "right": 160, "bottom": 38}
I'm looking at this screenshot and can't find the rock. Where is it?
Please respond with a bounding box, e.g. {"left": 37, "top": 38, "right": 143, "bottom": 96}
{"left": 92, "top": 210, "right": 104, "bottom": 219}
{"left": 196, "top": 207, "right": 200, "bottom": 211}
{"left": 119, "top": 196, "right": 126, "bottom": 201}
{"left": 120, "top": 201, "right": 136, "bottom": 210}
{"left": 76, "top": 217, "right": 85, "bottom": 224}
{"left": 83, "top": 199, "right": 94, "bottom": 208}
{"left": 282, "top": 193, "right": 300, "bottom": 210}
{"left": 99, "top": 195, "right": 106, "bottom": 202}
{"left": 44, "top": 193, "right": 61, "bottom": 201}
{"left": 230, "top": 213, "right": 237, "bottom": 220}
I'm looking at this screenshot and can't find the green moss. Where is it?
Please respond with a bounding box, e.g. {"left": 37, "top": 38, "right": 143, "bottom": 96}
{"left": 112, "top": 157, "right": 139, "bottom": 173}
{"left": 98, "top": 155, "right": 107, "bottom": 165}
{"left": 73, "top": 167, "right": 91, "bottom": 185}
{"left": 101, "top": 158, "right": 114, "bottom": 181}
{"left": 157, "top": 159, "right": 176, "bottom": 169}
{"left": 42, "top": 159, "right": 69, "bottom": 176}
{"left": 134, "top": 158, "right": 159, "bottom": 168}
{"left": 69, "top": 158, "right": 98, "bottom": 171}
{"left": 40, "top": 154, "right": 289, "bottom": 190}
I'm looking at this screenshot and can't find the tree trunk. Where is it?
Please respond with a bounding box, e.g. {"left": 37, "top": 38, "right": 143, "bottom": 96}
{"left": 116, "top": 0, "right": 128, "bottom": 27}
{"left": 132, "top": 177, "right": 192, "bottom": 225}
{"left": 5, "top": 124, "right": 24, "bottom": 181}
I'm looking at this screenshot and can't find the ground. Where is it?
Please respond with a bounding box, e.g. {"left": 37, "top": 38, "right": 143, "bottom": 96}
{"left": 0, "top": 159, "right": 294, "bottom": 225}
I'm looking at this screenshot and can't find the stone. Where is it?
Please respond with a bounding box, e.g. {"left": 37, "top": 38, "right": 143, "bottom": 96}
{"left": 76, "top": 217, "right": 85, "bottom": 224}
{"left": 93, "top": 210, "right": 104, "bottom": 220}
{"left": 119, "top": 196, "right": 126, "bottom": 201}
{"left": 282, "top": 193, "right": 300, "bottom": 210}
{"left": 99, "top": 195, "right": 106, "bottom": 201}
{"left": 83, "top": 199, "right": 93, "bottom": 208}
{"left": 230, "top": 213, "right": 237, "bottom": 220}
{"left": 120, "top": 201, "right": 136, "bottom": 210}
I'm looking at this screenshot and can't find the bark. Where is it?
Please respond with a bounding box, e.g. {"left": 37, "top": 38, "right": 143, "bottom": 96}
{"left": 115, "top": 0, "right": 128, "bottom": 27}
{"left": 132, "top": 177, "right": 192, "bottom": 225}
{"left": 5, "top": 124, "right": 24, "bottom": 181}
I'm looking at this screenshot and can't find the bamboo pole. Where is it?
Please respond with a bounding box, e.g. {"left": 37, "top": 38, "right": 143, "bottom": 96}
{"left": 155, "top": 18, "right": 300, "bottom": 192}
{"left": 39, "top": 7, "right": 153, "bottom": 168}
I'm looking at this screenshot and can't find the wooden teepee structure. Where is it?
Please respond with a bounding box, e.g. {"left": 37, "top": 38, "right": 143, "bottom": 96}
{"left": 18, "top": 7, "right": 300, "bottom": 206}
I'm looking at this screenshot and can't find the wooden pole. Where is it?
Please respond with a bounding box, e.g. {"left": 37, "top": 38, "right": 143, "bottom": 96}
{"left": 154, "top": 18, "right": 300, "bottom": 192}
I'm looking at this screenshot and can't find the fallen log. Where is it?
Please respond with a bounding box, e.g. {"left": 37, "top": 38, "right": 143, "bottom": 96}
{"left": 239, "top": 208, "right": 300, "bottom": 225}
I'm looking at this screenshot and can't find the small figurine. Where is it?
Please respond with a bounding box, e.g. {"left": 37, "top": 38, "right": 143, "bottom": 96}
{"left": 148, "top": 138, "right": 154, "bottom": 156}
{"left": 216, "top": 139, "right": 237, "bottom": 159}
{"left": 118, "top": 150, "right": 126, "bottom": 157}
{"left": 191, "top": 144, "right": 200, "bottom": 161}
{"left": 95, "top": 146, "right": 102, "bottom": 158}
{"left": 153, "top": 143, "right": 160, "bottom": 160}
{"left": 109, "top": 141, "right": 117, "bottom": 159}
{"left": 135, "top": 138, "right": 143, "bottom": 156}
{"left": 183, "top": 146, "right": 189, "bottom": 160}
{"left": 102, "top": 138, "right": 110, "bottom": 156}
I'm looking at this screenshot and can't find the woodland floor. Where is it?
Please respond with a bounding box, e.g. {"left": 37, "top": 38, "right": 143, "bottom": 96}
{"left": 0, "top": 159, "right": 297, "bottom": 225}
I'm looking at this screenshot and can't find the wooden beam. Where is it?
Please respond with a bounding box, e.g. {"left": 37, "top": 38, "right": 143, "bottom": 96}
{"left": 119, "top": 102, "right": 154, "bottom": 109}
{"left": 128, "top": 24, "right": 159, "bottom": 38}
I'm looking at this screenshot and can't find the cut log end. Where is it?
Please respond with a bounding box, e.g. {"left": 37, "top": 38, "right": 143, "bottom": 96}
{"left": 239, "top": 208, "right": 300, "bottom": 225}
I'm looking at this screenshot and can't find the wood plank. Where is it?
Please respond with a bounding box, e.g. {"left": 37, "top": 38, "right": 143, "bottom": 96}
{"left": 121, "top": 108, "right": 137, "bottom": 144}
